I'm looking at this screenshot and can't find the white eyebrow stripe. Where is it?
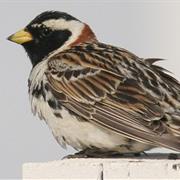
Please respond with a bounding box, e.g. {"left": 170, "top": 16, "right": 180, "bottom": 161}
{"left": 42, "top": 19, "right": 84, "bottom": 32}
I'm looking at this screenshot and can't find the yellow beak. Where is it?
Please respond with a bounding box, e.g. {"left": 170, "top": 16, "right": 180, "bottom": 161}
{"left": 7, "top": 29, "right": 33, "bottom": 44}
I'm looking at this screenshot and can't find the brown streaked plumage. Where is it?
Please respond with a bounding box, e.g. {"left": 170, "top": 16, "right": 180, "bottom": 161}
{"left": 70, "top": 24, "right": 97, "bottom": 47}
{"left": 47, "top": 42, "right": 180, "bottom": 150}
{"left": 8, "top": 11, "right": 180, "bottom": 157}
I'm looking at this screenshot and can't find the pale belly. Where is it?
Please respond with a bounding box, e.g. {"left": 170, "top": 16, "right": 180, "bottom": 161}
{"left": 28, "top": 57, "right": 153, "bottom": 153}
{"left": 31, "top": 96, "right": 153, "bottom": 153}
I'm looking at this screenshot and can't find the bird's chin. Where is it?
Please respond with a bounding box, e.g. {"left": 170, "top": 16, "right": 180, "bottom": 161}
{"left": 22, "top": 43, "right": 41, "bottom": 66}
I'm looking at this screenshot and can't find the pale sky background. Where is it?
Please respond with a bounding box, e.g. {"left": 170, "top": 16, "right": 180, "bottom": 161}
{"left": 0, "top": 0, "right": 180, "bottom": 178}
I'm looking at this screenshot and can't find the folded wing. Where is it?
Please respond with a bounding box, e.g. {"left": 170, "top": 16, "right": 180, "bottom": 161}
{"left": 46, "top": 43, "right": 180, "bottom": 151}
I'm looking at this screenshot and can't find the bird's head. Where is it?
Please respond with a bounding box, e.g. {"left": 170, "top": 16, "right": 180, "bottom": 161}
{"left": 8, "top": 11, "right": 96, "bottom": 66}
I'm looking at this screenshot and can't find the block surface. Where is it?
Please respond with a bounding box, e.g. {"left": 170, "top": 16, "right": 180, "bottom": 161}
{"left": 23, "top": 153, "right": 180, "bottom": 180}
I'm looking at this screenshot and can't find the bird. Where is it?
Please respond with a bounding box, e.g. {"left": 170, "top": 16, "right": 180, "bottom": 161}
{"left": 8, "top": 11, "right": 180, "bottom": 158}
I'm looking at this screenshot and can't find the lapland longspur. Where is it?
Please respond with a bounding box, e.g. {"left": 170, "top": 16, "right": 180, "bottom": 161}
{"left": 8, "top": 11, "right": 180, "bottom": 157}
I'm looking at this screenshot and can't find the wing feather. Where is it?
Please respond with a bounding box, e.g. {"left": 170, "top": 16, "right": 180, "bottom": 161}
{"left": 46, "top": 42, "right": 180, "bottom": 151}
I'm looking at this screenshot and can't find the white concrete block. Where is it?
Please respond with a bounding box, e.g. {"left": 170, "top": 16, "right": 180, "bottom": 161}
{"left": 23, "top": 159, "right": 102, "bottom": 180}
{"left": 23, "top": 154, "right": 180, "bottom": 180}
{"left": 103, "top": 159, "right": 180, "bottom": 179}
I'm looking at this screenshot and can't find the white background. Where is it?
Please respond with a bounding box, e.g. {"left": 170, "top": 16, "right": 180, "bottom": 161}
{"left": 0, "top": 0, "right": 180, "bottom": 178}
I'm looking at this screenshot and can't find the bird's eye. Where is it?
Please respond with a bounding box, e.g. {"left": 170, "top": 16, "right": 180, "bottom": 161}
{"left": 28, "top": 24, "right": 52, "bottom": 39}
{"left": 38, "top": 25, "right": 52, "bottom": 39}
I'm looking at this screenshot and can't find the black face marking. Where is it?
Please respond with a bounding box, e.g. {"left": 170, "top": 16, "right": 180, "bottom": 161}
{"left": 23, "top": 29, "right": 72, "bottom": 66}
{"left": 21, "top": 11, "right": 80, "bottom": 67}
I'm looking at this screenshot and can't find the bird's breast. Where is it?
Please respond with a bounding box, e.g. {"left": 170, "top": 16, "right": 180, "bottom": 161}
{"left": 28, "top": 59, "right": 152, "bottom": 152}
{"left": 29, "top": 88, "right": 152, "bottom": 152}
